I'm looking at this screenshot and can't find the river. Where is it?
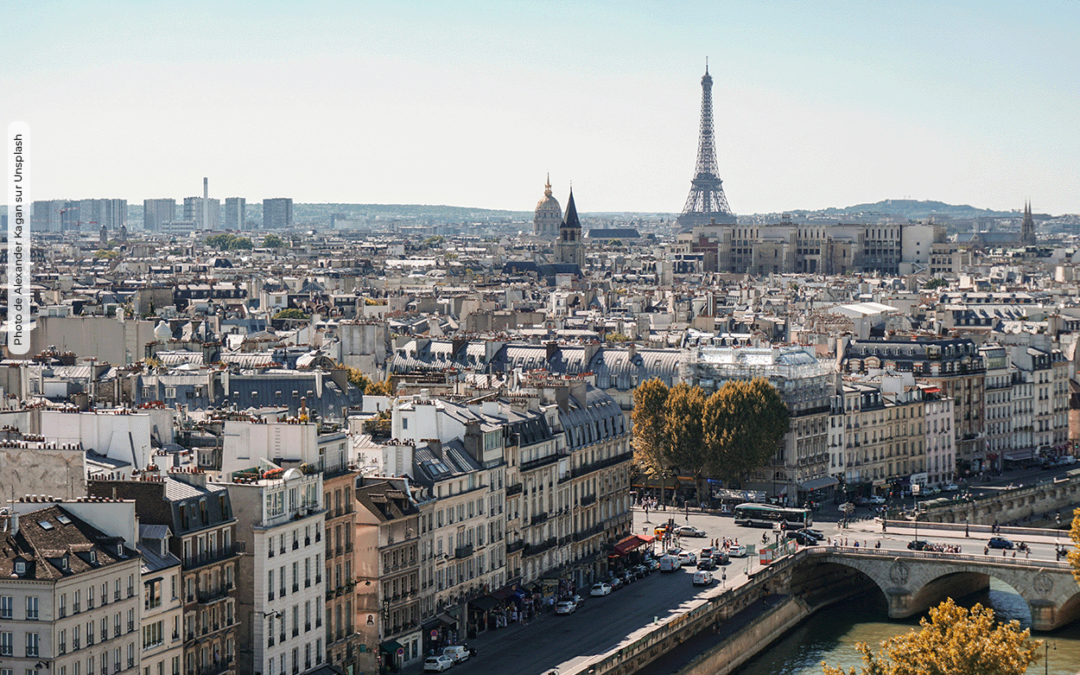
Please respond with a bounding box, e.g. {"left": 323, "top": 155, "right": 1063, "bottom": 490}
{"left": 734, "top": 578, "right": 1080, "bottom": 674}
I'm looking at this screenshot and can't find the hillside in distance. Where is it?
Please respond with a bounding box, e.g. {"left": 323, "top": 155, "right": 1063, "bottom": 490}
{"left": 794, "top": 199, "right": 1016, "bottom": 221}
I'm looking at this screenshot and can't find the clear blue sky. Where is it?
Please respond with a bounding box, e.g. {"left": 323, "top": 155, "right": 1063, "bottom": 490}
{"left": 3, "top": 1, "right": 1078, "bottom": 215}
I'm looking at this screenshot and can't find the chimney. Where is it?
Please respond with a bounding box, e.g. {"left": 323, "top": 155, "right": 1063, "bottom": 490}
{"left": 425, "top": 439, "right": 443, "bottom": 459}
{"left": 627, "top": 342, "right": 636, "bottom": 361}
{"left": 10, "top": 511, "right": 18, "bottom": 536}
{"left": 545, "top": 341, "right": 559, "bottom": 361}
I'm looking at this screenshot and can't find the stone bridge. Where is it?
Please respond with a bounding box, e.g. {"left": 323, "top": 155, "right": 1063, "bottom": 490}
{"left": 789, "top": 547, "right": 1080, "bottom": 631}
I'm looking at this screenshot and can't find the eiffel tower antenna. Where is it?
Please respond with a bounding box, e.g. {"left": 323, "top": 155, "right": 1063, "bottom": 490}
{"left": 676, "top": 62, "right": 735, "bottom": 231}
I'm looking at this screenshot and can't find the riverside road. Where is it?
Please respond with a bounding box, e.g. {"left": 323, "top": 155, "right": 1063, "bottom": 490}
{"left": 400, "top": 479, "right": 1075, "bottom": 675}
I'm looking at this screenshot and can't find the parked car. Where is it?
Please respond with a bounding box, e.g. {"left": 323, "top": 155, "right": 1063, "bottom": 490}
{"left": 988, "top": 537, "right": 1014, "bottom": 550}
{"left": 692, "top": 570, "right": 714, "bottom": 586}
{"left": 674, "top": 525, "right": 707, "bottom": 538}
{"left": 696, "top": 556, "right": 717, "bottom": 570}
{"left": 554, "top": 600, "right": 577, "bottom": 615}
{"left": 643, "top": 558, "right": 660, "bottom": 572}
{"left": 943, "top": 483, "right": 960, "bottom": 492}
{"left": 606, "top": 576, "right": 624, "bottom": 590}
{"left": 907, "top": 540, "right": 933, "bottom": 551}
{"left": 786, "top": 530, "right": 818, "bottom": 546}
{"left": 425, "top": 655, "right": 454, "bottom": 672}
{"left": 443, "top": 646, "right": 469, "bottom": 664}
{"left": 727, "top": 544, "right": 747, "bottom": 558}
{"left": 620, "top": 570, "right": 636, "bottom": 585}
{"left": 632, "top": 564, "right": 649, "bottom": 579}
{"left": 590, "top": 582, "right": 612, "bottom": 597}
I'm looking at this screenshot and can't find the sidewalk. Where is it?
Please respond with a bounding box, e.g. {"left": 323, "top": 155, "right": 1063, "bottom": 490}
{"left": 400, "top": 607, "right": 556, "bottom": 675}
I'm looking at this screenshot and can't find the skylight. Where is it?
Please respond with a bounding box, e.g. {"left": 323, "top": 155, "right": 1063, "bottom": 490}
{"left": 56, "top": 514, "right": 72, "bottom": 525}
{"left": 38, "top": 520, "right": 54, "bottom": 530}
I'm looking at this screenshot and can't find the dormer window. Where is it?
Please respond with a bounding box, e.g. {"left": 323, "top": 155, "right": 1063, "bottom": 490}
{"left": 14, "top": 560, "right": 26, "bottom": 575}
{"left": 89, "top": 550, "right": 98, "bottom": 565}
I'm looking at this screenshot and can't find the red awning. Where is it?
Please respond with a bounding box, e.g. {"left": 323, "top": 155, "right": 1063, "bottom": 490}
{"left": 613, "top": 535, "right": 646, "bottom": 556}
{"left": 637, "top": 534, "right": 655, "bottom": 543}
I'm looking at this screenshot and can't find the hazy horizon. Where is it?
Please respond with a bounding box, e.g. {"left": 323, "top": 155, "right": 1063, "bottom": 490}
{"left": 4, "top": 1, "right": 1078, "bottom": 215}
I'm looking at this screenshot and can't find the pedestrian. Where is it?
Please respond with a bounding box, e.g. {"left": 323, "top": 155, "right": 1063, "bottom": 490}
{"left": 984, "top": 546, "right": 988, "bottom": 555}
{"left": 965, "top": 523, "right": 969, "bottom": 537}
{"left": 1003, "top": 548, "right": 1007, "bottom": 557}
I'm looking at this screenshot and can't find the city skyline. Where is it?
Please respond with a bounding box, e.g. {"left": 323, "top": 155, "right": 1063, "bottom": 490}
{"left": 3, "top": 1, "right": 1078, "bottom": 215}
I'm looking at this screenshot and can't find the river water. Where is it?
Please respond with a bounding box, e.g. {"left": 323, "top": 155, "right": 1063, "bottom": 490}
{"left": 734, "top": 579, "right": 1080, "bottom": 674}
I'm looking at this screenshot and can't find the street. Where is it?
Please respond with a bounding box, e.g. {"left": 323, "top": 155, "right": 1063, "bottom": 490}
{"left": 407, "top": 502, "right": 1073, "bottom": 675}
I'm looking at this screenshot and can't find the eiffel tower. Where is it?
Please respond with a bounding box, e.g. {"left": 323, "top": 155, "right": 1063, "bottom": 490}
{"left": 676, "top": 63, "right": 736, "bottom": 231}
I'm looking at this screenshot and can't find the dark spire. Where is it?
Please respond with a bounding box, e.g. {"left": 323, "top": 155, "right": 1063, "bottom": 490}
{"left": 562, "top": 188, "right": 581, "bottom": 230}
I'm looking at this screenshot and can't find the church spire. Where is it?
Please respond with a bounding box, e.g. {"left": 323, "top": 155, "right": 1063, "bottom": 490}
{"left": 562, "top": 187, "right": 580, "bottom": 230}
{"left": 1021, "top": 200, "right": 1036, "bottom": 246}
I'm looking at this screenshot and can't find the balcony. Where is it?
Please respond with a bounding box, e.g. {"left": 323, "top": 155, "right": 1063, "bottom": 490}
{"left": 505, "top": 483, "right": 523, "bottom": 496}
{"left": 572, "top": 523, "right": 604, "bottom": 542}
{"left": 522, "top": 537, "right": 558, "bottom": 558}
{"left": 529, "top": 512, "right": 548, "bottom": 527}
{"left": 570, "top": 451, "right": 633, "bottom": 479}
{"left": 196, "top": 658, "right": 234, "bottom": 675}
{"left": 455, "top": 544, "right": 474, "bottom": 559}
{"left": 186, "top": 544, "right": 240, "bottom": 570}
{"left": 521, "top": 454, "right": 559, "bottom": 472}
{"left": 579, "top": 494, "right": 596, "bottom": 507}
{"left": 197, "top": 585, "right": 232, "bottom": 605}
{"left": 506, "top": 539, "right": 525, "bottom": 554}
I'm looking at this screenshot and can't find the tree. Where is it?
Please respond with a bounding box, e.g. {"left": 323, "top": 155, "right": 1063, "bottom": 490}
{"left": 94, "top": 249, "right": 120, "bottom": 260}
{"left": 822, "top": 598, "right": 1040, "bottom": 675}
{"left": 605, "top": 333, "right": 631, "bottom": 342}
{"left": 262, "top": 234, "right": 285, "bottom": 249}
{"left": 631, "top": 378, "right": 670, "bottom": 478}
{"left": 1067, "top": 506, "right": 1080, "bottom": 584}
{"left": 923, "top": 277, "right": 947, "bottom": 290}
{"left": 273, "top": 308, "right": 309, "bottom": 321}
{"left": 365, "top": 379, "right": 394, "bottom": 396}
{"left": 702, "top": 378, "right": 790, "bottom": 488}
{"left": 342, "top": 365, "right": 372, "bottom": 392}
{"left": 664, "top": 383, "right": 707, "bottom": 500}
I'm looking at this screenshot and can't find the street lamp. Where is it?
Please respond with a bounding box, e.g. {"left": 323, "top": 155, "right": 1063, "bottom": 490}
{"left": 1044, "top": 641, "right": 1055, "bottom": 675}
{"left": 911, "top": 483, "right": 921, "bottom": 543}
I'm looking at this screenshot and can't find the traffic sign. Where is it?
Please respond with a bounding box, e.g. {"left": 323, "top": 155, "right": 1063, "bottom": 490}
{"left": 430, "top": 630, "right": 438, "bottom": 639}
{"left": 397, "top": 648, "right": 405, "bottom": 657}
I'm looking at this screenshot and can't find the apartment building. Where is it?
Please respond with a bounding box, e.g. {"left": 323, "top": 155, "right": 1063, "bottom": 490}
{"left": 923, "top": 391, "right": 955, "bottom": 486}
{"left": 224, "top": 467, "right": 325, "bottom": 675}
{"left": 89, "top": 472, "right": 240, "bottom": 675}
{"left": 137, "top": 526, "right": 184, "bottom": 675}
{"left": 322, "top": 465, "right": 361, "bottom": 675}
{"left": 979, "top": 344, "right": 1014, "bottom": 473}
{"left": 1, "top": 502, "right": 142, "bottom": 675}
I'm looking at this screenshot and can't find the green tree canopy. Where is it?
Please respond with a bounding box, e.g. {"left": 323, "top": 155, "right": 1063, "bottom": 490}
{"left": 273, "top": 308, "right": 309, "bottom": 321}
{"left": 822, "top": 598, "right": 1040, "bottom": 675}
{"left": 631, "top": 378, "right": 670, "bottom": 477}
{"left": 702, "top": 378, "right": 790, "bottom": 487}
{"left": 923, "top": 277, "right": 947, "bottom": 290}
{"left": 262, "top": 234, "right": 286, "bottom": 249}
{"left": 665, "top": 383, "right": 707, "bottom": 487}
{"left": 206, "top": 233, "right": 253, "bottom": 251}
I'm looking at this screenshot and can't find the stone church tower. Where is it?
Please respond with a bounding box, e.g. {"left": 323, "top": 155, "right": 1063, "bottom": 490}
{"left": 554, "top": 187, "right": 585, "bottom": 268}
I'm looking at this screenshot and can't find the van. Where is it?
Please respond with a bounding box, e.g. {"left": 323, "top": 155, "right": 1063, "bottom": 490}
{"left": 659, "top": 555, "right": 682, "bottom": 572}
{"left": 442, "top": 646, "right": 469, "bottom": 664}
{"left": 692, "top": 570, "right": 713, "bottom": 586}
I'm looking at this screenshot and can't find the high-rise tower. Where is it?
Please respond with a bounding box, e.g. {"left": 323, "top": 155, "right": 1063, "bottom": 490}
{"left": 1020, "top": 201, "right": 1036, "bottom": 246}
{"left": 676, "top": 63, "right": 736, "bottom": 232}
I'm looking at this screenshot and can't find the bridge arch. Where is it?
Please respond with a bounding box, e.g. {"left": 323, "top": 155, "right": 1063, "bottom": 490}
{"left": 792, "top": 550, "right": 1080, "bottom": 631}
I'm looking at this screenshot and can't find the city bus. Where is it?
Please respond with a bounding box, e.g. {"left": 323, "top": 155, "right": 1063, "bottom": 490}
{"left": 733, "top": 503, "right": 813, "bottom": 528}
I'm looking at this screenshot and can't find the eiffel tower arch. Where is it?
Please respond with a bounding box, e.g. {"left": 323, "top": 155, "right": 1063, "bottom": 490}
{"left": 676, "top": 64, "right": 737, "bottom": 232}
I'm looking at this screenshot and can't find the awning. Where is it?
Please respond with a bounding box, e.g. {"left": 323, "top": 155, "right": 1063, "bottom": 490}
{"left": 613, "top": 535, "right": 645, "bottom": 556}
{"left": 799, "top": 476, "right": 839, "bottom": 491}
{"left": 436, "top": 613, "right": 457, "bottom": 626}
{"left": 380, "top": 640, "right": 403, "bottom": 653}
{"left": 637, "top": 534, "right": 655, "bottom": 543}
{"left": 1005, "top": 451, "right": 1034, "bottom": 461}
{"left": 470, "top": 595, "right": 499, "bottom": 611}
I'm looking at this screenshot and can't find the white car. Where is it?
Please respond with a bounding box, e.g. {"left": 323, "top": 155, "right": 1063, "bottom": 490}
{"left": 555, "top": 600, "right": 577, "bottom": 615}
{"left": 677, "top": 551, "right": 697, "bottom": 565}
{"left": 424, "top": 656, "right": 454, "bottom": 672}
{"left": 590, "top": 582, "right": 612, "bottom": 597}
{"left": 943, "top": 483, "right": 959, "bottom": 492}
{"left": 868, "top": 496, "right": 886, "bottom": 505}
{"left": 727, "top": 544, "right": 747, "bottom": 558}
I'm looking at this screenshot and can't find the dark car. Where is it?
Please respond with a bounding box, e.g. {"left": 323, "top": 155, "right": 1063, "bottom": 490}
{"left": 606, "top": 575, "right": 623, "bottom": 590}
{"left": 632, "top": 564, "right": 649, "bottom": 579}
{"left": 712, "top": 550, "right": 730, "bottom": 565}
{"left": 803, "top": 528, "right": 826, "bottom": 541}
{"left": 786, "top": 530, "right": 818, "bottom": 546}
{"left": 907, "top": 540, "right": 932, "bottom": 551}
{"left": 854, "top": 496, "right": 871, "bottom": 507}
{"left": 988, "top": 537, "right": 1014, "bottom": 550}
{"left": 696, "top": 557, "right": 717, "bottom": 570}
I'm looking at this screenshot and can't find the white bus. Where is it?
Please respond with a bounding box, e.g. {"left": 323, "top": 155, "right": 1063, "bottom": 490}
{"left": 733, "top": 503, "right": 813, "bottom": 528}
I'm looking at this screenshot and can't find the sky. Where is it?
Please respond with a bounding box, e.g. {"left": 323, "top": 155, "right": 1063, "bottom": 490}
{"left": 3, "top": 1, "right": 1079, "bottom": 216}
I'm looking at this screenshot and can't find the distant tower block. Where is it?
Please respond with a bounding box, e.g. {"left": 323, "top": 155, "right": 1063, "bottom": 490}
{"left": 676, "top": 62, "right": 736, "bottom": 232}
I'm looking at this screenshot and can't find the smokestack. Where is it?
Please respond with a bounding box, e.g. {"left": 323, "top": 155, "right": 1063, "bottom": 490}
{"left": 203, "top": 177, "right": 209, "bottom": 230}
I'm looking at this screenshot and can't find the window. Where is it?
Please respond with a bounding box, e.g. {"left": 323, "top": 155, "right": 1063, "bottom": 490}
{"left": 25, "top": 632, "right": 39, "bottom": 657}
{"left": 145, "top": 579, "right": 163, "bottom": 610}
{"left": 0, "top": 631, "right": 11, "bottom": 656}
{"left": 0, "top": 596, "right": 10, "bottom": 619}
{"left": 59, "top": 629, "right": 67, "bottom": 654}
{"left": 88, "top": 584, "right": 95, "bottom": 609}
{"left": 60, "top": 593, "right": 67, "bottom": 617}
{"left": 143, "top": 621, "right": 164, "bottom": 649}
